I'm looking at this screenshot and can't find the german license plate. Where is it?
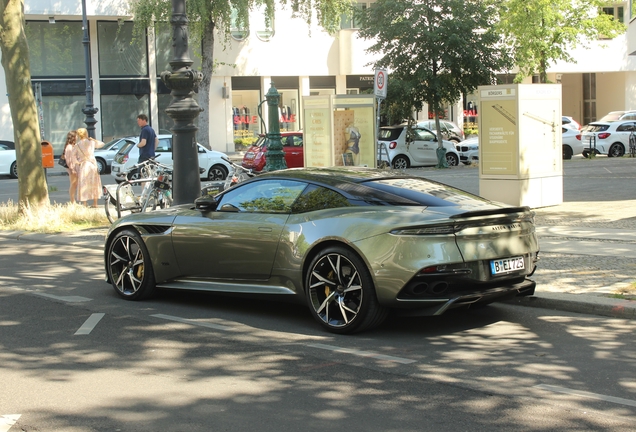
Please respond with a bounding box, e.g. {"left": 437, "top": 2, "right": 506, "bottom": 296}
{"left": 490, "top": 256, "right": 524, "bottom": 275}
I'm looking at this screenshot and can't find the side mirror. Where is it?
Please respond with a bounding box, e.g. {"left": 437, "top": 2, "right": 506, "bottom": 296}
{"left": 194, "top": 195, "right": 219, "bottom": 212}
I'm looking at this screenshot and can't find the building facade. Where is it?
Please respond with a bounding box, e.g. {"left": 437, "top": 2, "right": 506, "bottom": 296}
{"left": 2, "top": 0, "right": 634, "bottom": 155}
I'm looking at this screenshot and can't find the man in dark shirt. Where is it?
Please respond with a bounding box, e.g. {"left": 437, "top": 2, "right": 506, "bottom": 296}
{"left": 137, "top": 114, "right": 159, "bottom": 163}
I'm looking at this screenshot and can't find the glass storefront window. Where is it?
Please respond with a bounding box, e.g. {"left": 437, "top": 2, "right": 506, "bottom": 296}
{"left": 231, "top": 90, "right": 261, "bottom": 140}
{"left": 278, "top": 89, "right": 299, "bottom": 132}
{"left": 157, "top": 93, "right": 199, "bottom": 135}
{"left": 155, "top": 25, "right": 202, "bottom": 75}
{"left": 98, "top": 21, "right": 148, "bottom": 76}
{"left": 25, "top": 21, "right": 84, "bottom": 77}
{"left": 100, "top": 94, "right": 150, "bottom": 142}
{"left": 40, "top": 95, "right": 85, "bottom": 155}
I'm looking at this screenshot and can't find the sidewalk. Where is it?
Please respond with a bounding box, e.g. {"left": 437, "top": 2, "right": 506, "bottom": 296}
{"left": 1, "top": 198, "right": 635, "bottom": 320}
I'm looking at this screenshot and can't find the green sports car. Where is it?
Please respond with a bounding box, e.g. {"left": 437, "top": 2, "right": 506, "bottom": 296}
{"left": 104, "top": 167, "right": 539, "bottom": 334}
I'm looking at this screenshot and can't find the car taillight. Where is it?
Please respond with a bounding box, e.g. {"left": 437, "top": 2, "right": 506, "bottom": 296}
{"left": 598, "top": 133, "right": 611, "bottom": 139}
{"left": 389, "top": 141, "right": 398, "bottom": 149}
{"left": 576, "top": 134, "right": 581, "bottom": 140}
{"left": 123, "top": 154, "right": 129, "bottom": 162}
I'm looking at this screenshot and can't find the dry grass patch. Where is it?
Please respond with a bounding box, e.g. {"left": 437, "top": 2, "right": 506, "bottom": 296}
{"left": 607, "top": 282, "right": 636, "bottom": 301}
{"left": 0, "top": 201, "right": 108, "bottom": 233}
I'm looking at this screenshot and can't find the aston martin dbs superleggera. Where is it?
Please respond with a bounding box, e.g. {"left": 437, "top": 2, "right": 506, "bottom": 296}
{"left": 104, "top": 167, "right": 539, "bottom": 334}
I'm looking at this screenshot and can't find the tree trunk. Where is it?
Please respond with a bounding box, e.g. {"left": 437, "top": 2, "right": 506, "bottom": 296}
{"left": 0, "top": 0, "right": 49, "bottom": 211}
{"left": 197, "top": 20, "right": 216, "bottom": 150}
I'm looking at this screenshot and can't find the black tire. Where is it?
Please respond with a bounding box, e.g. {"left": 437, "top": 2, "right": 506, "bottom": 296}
{"left": 391, "top": 155, "right": 410, "bottom": 169}
{"left": 446, "top": 153, "right": 459, "bottom": 167}
{"left": 106, "top": 229, "right": 156, "bottom": 300}
{"left": 305, "top": 246, "right": 388, "bottom": 334}
{"left": 126, "top": 169, "right": 141, "bottom": 181}
{"left": 562, "top": 145, "right": 573, "bottom": 160}
{"left": 208, "top": 164, "right": 229, "bottom": 180}
{"left": 95, "top": 158, "right": 106, "bottom": 174}
{"left": 9, "top": 161, "right": 17, "bottom": 179}
{"left": 582, "top": 151, "right": 589, "bottom": 158}
{"left": 608, "top": 143, "right": 625, "bottom": 158}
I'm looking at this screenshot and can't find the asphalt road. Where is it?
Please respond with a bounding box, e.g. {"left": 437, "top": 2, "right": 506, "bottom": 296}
{"left": 2, "top": 156, "right": 636, "bottom": 430}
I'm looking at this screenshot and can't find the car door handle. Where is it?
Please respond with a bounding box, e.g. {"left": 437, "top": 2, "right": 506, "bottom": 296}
{"left": 258, "top": 227, "right": 272, "bottom": 232}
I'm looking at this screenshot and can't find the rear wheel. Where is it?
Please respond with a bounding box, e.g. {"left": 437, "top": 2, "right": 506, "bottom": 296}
{"left": 562, "top": 145, "right": 573, "bottom": 160}
{"left": 306, "top": 246, "right": 387, "bottom": 334}
{"left": 446, "top": 153, "right": 459, "bottom": 167}
{"left": 106, "top": 229, "right": 156, "bottom": 300}
{"left": 608, "top": 143, "right": 625, "bottom": 157}
{"left": 9, "top": 162, "right": 17, "bottom": 179}
{"left": 391, "top": 155, "right": 410, "bottom": 169}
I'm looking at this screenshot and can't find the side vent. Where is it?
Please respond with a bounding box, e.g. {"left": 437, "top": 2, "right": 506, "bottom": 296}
{"left": 138, "top": 225, "right": 171, "bottom": 235}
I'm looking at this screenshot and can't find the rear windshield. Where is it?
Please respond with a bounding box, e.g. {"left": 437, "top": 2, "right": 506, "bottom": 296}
{"left": 582, "top": 124, "right": 609, "bottom": 133}
{"left": 598, "top": 112, "right": 625, "bottom": 122}
{"left": 378, "top": 128, "right": 403, "bottom": 141}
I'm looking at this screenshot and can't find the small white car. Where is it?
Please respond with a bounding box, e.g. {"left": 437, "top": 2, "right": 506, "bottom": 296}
{"left": 377, "top": 125, "right": 460, "bottom": 169}
{"left": 94, "top": 137, "right": 137, "bottom": 174}
{"left": 581, "top": 120, "right": 636, "bottom": 157}
{"left": 456, "top": 137, "right": 479, "bottom": 165}
{"left": 0, "top": 142, "right": 17, "bottom": 178}
{"left": 110, "top": 134, "right": 233, "bottom": 182}
{"left": 561, "top": 127, "right": 584, "bottom": 159}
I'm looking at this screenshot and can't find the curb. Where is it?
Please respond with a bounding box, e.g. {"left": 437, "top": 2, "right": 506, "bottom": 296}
{"left": 506, "top": 294, "right": 636, "bottom": 320}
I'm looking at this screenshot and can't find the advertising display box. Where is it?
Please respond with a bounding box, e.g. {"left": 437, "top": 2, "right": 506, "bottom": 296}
{"left": 478, "top": 84, "right": 563, "bottom": 207}
{"left": 303, "top": 95, "right": 376, "bottom": 168}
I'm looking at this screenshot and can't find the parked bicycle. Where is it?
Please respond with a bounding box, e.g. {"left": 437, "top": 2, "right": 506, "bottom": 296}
{"left": 200, "top": 156, "right": 256, "bottom": 197}
{"left": 103, "top": 158, "right": 173, "bottom": 223}
{"left": 629, "top": 131, "right": 636, "bottom": 158}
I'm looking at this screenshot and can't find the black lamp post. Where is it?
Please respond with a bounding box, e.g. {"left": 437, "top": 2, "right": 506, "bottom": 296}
{"left": 161, "top": 0, "right": 203, "bottom": 205}
{"left": 81, "top": 0, "right": 98, "bottom": 138}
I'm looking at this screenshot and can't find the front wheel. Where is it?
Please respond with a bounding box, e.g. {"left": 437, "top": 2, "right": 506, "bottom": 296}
{"left": 446, "top": 153, "right": 459, "bottom": 167}
{"left": 391, "top": 155, "right": 410, "bottom": 169}
{"left": 95, "top": 158, "right": 106, "bottom": 174}
{"left": 608, "top": 143, "right": 625, "bottom": 158}
{"left": 106, "top": 229, "right": 156, "bottom": 300}
{"left": 9, "top": 162, "right": 18, "bottom": 179}
{"left": 305, "top": 246, "right": 387, "bottom": 334}
{"left": 208, "top": 164, "right": 229, "bottom": 180}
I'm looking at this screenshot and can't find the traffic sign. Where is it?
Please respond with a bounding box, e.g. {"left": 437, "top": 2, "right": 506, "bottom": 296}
{"left": 374, "top": 69, "right": 388, "bottom": 98}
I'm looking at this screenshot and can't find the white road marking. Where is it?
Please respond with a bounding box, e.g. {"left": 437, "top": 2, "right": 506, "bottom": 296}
{"left": 307, "top": 343, "right": 416, "bottom": 364}
{"left": 0, "top": 414, "right": 20, "bottom": 432}
{"left": 535, "top": 384, "right": 636, "bottom": 408}
{"left": 75, "top": 313, "right": 105, "bottom": 335}
{"left": 33, "top": 292, "right": 92, "bottom": 303}
{"left": 604, "top": 167, "right": 612, "bottom": 173}
{"left": 151, "top": 314, "right": 234, "bottom": 331}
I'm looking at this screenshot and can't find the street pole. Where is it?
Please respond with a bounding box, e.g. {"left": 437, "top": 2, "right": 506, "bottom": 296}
{"left": 161, "top": 0, "right": 203, "bottom": 204}
{"left": 263, "top": 83, "right": 287, "bottom": 172}
{"left": 81, "top": 0, "right": 98, "bottom": 138}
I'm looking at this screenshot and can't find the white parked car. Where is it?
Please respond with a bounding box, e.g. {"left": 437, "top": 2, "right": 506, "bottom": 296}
{"left": 561, "top": 127, "right": 583, "bottom": 160}
{"left": 562, "top": 116, "right": 581, "bottom": 130}
{"left": 377, "top": 125, "right": 460, "bottom": 169}
{"left": 94, "top": 136, "right": 137, "bottom": 174}
{"left": 456, "top": 137, "right": 479, "bottom": 165}
{"left": 110, "top": 134, "right": 233, "bottom": 182}
{"left": 0, "top": 142, "right": 17, "bottom": 178}
{"left": 581, "top": 120, "right": 636, "bottom": 157}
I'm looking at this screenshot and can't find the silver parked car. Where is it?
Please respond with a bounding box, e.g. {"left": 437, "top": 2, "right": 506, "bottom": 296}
{"left": 94, "top": 136, "right": 137, "bottom": 174}
{"left": 417, "top": 120, "right": 465, "bottom": 143}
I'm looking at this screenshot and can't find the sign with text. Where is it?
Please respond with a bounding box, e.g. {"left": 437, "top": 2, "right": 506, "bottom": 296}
{"left": 374, "top": 69, "right": 388, "bottom": 98}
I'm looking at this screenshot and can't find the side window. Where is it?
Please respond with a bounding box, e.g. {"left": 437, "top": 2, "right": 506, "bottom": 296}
{"left": 413, "top": 129, "right": 435, "bottom": 141}
{"left": 157, "top": 138, "right": 172, "bottom": 152}
{"left": 292, "top": 185, "right": 351, "bottom": 213}
{"left": 218, "top": 180, "right": 307, "bottom": 213}
{"left": 294, "top": 135, "right": 303, "bottom": 147}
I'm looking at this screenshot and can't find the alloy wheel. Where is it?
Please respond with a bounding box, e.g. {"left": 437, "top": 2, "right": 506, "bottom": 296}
{"left": 107, "top": 230, "right": 155, "bottom": 300}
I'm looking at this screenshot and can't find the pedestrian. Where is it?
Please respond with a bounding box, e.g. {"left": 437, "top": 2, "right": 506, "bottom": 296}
{"left": 137, "top": 114, "right": 158, "bottom": 163}
{"left": 61, "top": 130, "right": 78, "bottom": 203}
{"left": 71, "top": 128, "right": 104, "bottom": 208}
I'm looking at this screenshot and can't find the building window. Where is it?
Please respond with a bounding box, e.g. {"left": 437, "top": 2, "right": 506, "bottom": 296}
{"left": 583, "top": 73, "right": 596, "bottom": 125}
{"left": 341, "top": 3, "right": 368, "bottom": 30}
{"left": 98, "top": 21, "right": 148, "bottom": 77}
{"left": 100, "top": 94, "right": 150, "bottom": 142}
{"left": 255, "top": 5, "right": 275, "bottom": 41}
{"left": 25, "top": 21, "right": 85, "bottom": 77}
{"left": 40, "top": 95, "right": 86, "bottom": 154}
{"left": 230, "top": 9, "right": 249, "bottom": 41}
{"left": 602, "top": 5, "right": 625, "bottom": 23}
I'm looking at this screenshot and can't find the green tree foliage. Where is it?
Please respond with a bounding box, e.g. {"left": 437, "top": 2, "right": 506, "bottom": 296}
{"left": 0, "top": 0, "right": 49, "bottom": 211}
{"left": 498, "top": 0, "right": 625, "bottom": 83}
{"left": 129, "top": 0, "right": 353, "bottom": 148}
{"left": 356, "top": 0, "right": 511, "bottom": 167}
